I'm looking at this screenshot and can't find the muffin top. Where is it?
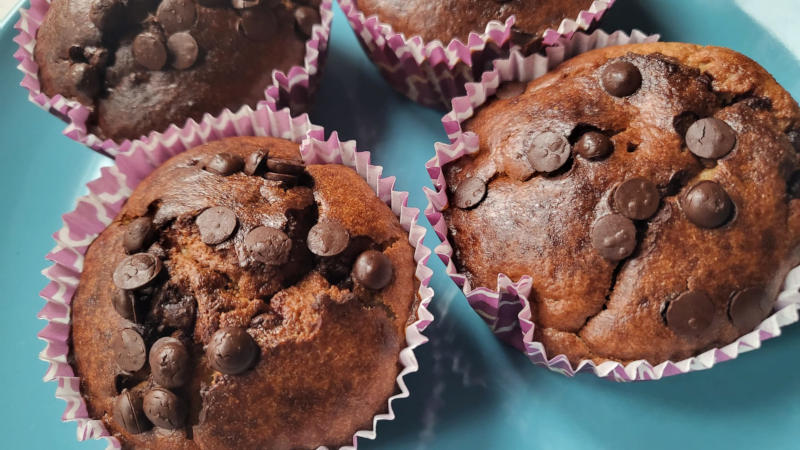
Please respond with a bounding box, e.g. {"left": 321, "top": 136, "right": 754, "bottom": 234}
{"left": 34, "top": 0, "right": 321, "bottom": 142}
{"left": 355, "top": 0, "right": 589, "bottom": 50}
{"left": 70, "top": 137, "right": 418, "bottom": 449}
{"left": 443, "top": 42, "right": 800, "bottom": 365}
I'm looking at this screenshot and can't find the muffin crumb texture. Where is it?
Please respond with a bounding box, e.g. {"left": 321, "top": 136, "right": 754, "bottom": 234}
{"left": 444, "top": 42, "right": 800, "bottom": 365}
{"left": 71, "top": 136, "right": 418, "bottom": 449}
{"left": 34, "top": 0, "right": 322, "bottom": 141}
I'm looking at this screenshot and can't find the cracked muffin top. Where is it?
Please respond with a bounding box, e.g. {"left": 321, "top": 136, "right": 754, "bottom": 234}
{"left": 34, "top": 0, "right": 321, "bottom": 142}
{"left": 355, "top": 0, "right": 590, "bottom": 51}
{"left": 70, "top": 136, "right": 418, "bottom": 449}
{"left": 443, "top": 42, "right": 800, "bottom": 365}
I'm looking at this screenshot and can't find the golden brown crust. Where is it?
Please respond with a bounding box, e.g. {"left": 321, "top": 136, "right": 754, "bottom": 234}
{"left": 444, "top": 42, "right": 800, "bottom": 365}
{"left": 355, "top": 0, "right": 590, "bottom": 46}
{"left": 71, "top": 137, "right": 417, "bottom": 449}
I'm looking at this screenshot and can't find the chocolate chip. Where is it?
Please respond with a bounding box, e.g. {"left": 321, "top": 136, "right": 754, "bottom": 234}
{"left": 157, "top": 0, "right": 196, "bottom": 34}
{"left": 294, "top": 6, "right": 320, "bottom": 38}
{"left": 495, "top": 81, "right": 526, "bottom": 100}
{"left": 68, "top": 63, "right": 101, "bottom": 98}
{"left": 665, "top": 291, "right": 715, "bottom": 336}
{"left": 143, "top": 388, "right": 185, "bottom": 429}
{"left": 149, "top": 337, "right": 190, "bottom": 388}
{"left": 685, "top": 118, "right": 736, "bottom": 159}
{"left": 112, "top": 328, "right": 147, "bottom": 372}
{"left": 729, "top": 287, "right": 773, "bottom": 331}
{"left": 114, "top": 389, "right": 151, "bottom": 434}
{"left": 244, "top": 226, "right": 291, "bottom": 265}
{"left": 206, "top": 327, "right": 258, "bottom": 374}
{"left": 266, "top": 157, "right": 305, "bottom": 175}
{"left": 613, "top": 178, "right": 660, "bottom": 220}
{"left": 167, "top": 32, "right": 198, "bottom": 70}
{"left": 307, "top": 221, "right": 350, "bottom": 256}
{"left": 264, "top": 172, "right": 299, "bottom": 185}
{"left": 204, "top": 152, "right": 244, "bottom": 176}
{"left": 788, "top": 171, "right": 800, "bottom": 199}
{"left": 682, "top": 181, "right": 733, "bottom": 228}
{"left": 113, "top": 253, "right": 163, "bottom": 290}
{"left": 244, "top": 149, "right": 268, "bottom": 175}
{"left": 112, "top": 289, "right": 140, "bottom": 322}
{"left": 600, "top": 60, "right": 641, "bottom": 97}
{"left": 787, "top": 130, "right": 800, "bottom": 152}
{"left": 132, "top": 32, "right": 167, "bottom": 71}
{"left": 591, "top": 214, "right": 637, "bottom": 261}
{"left": 526, "top": 132, "right": 571, "bottom": 173}
{"left": 123, "top": 217, "right": 156, "bottom": 254}
{"left": 574, "top": 131, "right": 613, "bottom": 160}
{"left": 452, "top": 177, "right": 487, "bottom": 209}
{"left": 353, "top": 250, "right": 393, "bottom": 290}
{"left": 89, "top": 0, "right": 125, "bottom": 31}
{"left": 238, "top": 9, "right": 277, "bottom": 42}
{"left": 231, "top": 0, "right": 260, "bottom": 8}
{"left": 196, "top": 206, "right": 237, "bottom": 245}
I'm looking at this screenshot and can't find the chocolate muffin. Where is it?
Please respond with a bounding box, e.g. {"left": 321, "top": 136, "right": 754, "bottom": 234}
{"left": 442, "top": 42, "right": 800, "bottom": 365}
{"left": 70, "top": 136, "right": 418, "bottom": 448}
{"left": 34, "top": 0, "right": 322, "bottom": 142}
{"left": 355, "top": 0, "right": 591, "bottom": 50}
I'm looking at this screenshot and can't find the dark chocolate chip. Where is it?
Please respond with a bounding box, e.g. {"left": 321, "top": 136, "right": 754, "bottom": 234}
{"left": 495, "top": 81, "right": 526, "bottom": 100}
{"left": 143, "top": 388, "right": 185, "bottom": 429}
{"left": 244, "top": 149, "right": 269, "bottom": 175}
{"left": 112, "top": 289, "right": 139, "bottom": 322}
{"left": 613, "top": 178, "right": 660, "bottom": 220}
{"left": 294, "top": 6, "right": 320, "bottom": 38}
{"left": 574, "top": 131, "right": 613, "bottom": 160}
{"left": 123, "top": 217, "right": 156, "bottom": 254}
{"left": 266, "top": 157, "right": 305, "bottom": 175}
{"left": 89, "top": 0, "right": 125, "bottom": 31}
{"left": 206, "top": 327, "right": 258, "bottom": 374}
{"left": 729, "top": 287, "right": 773, "bottom": 331}
{"left": 452, "top": 177, "right": 487, "bottom": 209}
{"left": 113, "top": 253, "right": 163, "bottom": 290}
{"left": 156, "top": 0, "right": 196, "bottom": 35}
{"left": 167, "top": 32, "right": 198, "bottom": 70}
{"left": 590, "top": 214, "right": 637, "bottom": 261}
{"left": 682, "top": 181, "right": 733, "bottom": 228}
{"left": 264, "top": 172, "right": 299, "bottom": 185}
{"left": 204, "top": 152, "right": 244, "bottom": 176}
{"left": 132, "top": 32, "right": 167, "bottom": 71}
{"left": 353, "top": 250, "right": 393, "bottom": 290}
{"left": 685, "top": 118, "right": 736, "bottom": 159}
{"left": 526, "top": 132, "right": 571, "bottom": 173}
{"left": 114, "top": 389, "right": 151, "bottom": 434}
{"left": 231, "top": 0, "right": 260, "bottom": 8}
{"left": 244, "top": 226, "right": 291, "bottom": 265}
{"left": 600, "top": 60, "right": 641, "bottom": 97}
{"left": 196, "top": 206, "right": 238, "bottom": 245}
{"left": 112, "top": 328, "right": 147, "bottom": 372}
{"left": 149, "top": 337, "right": 190, "bottom": 389}
{"left": 238, "top": 9, "right": 277, "bottom": 42}
{"left": 307, "top": 221, "right": 350, "bottom": 256}
{"left": 788, "top": 171, "right": 800, "bottom": 199}
{"left": 665, "top": 290, "right": 715, "bottom": 336}
{"left": 787, "top": 130, "right": 800, "bottom": 152}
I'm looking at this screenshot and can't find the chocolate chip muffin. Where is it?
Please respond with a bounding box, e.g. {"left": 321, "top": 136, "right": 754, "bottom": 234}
{"left": 34, "top": 0, "right": 322, "bottom": 142}
{"left": 70, "top": 136, "right": 418, "bottom": 448}
{"left": 443, "top": 42, "right": 800, "bottom": 365}
{"left": 355, "top": 0, "right": 591, "bottom": 50}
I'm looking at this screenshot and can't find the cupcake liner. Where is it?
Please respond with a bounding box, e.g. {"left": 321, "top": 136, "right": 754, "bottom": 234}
{"left": 13, "top": 0, "right": 334, "bottom": 158}
{"left": 338, "top": 0, "right": 614, "bottom": 109}
{"left": 39, "top": 101, "right": 434, "bottom": 448}
{"left": 424, "top": 28, "right": 800, "bottom": 381}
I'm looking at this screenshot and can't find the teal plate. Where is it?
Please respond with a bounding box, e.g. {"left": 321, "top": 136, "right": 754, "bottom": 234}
{"left": 2, "top": 0, "right": 800, "bottom": 448}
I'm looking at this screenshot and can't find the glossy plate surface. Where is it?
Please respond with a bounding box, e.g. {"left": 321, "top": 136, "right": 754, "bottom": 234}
{"left": 1, "top": 1, "right": 799, "bottom": 448}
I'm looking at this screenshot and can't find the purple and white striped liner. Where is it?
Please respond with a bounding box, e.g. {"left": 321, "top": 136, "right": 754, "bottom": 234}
{"left": 13, "top": 0, "right": 334, "bottom": 158}
{"left": 39, "top": 101, "right": 435, "bottom": 448}
{"left": 423, "top": 28, "right": 800, "bottom": 381}
{"left": 338, "top": 0, "right": 614, "bottom": 109}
